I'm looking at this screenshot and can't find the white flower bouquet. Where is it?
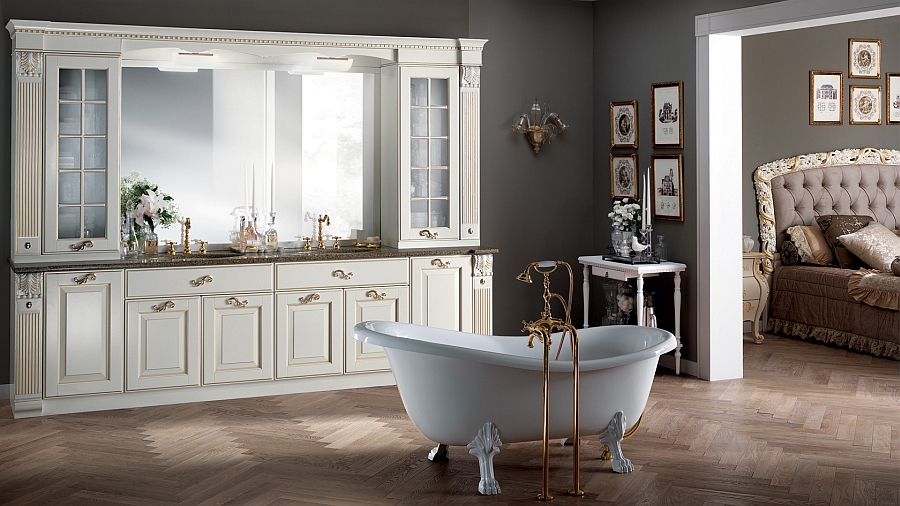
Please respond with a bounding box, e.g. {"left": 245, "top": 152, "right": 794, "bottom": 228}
{"left": 120, "top": 171, "right": 178, "bottom": 234}
{"left": 608, "top": 198, "right": 641, "bottom": 231}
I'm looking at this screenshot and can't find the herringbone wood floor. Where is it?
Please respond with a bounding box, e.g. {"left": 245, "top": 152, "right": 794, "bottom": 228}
{"left": 1, "top": 334, "right": 898, "bottom": 505}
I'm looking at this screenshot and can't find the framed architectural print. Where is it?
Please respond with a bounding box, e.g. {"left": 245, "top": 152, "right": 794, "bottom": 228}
{"left": 610, "top": 101, "right": 638, "bottom": 148}
{"left": 650, "top": 154, "right": 683, "bottom": 221}
{"left": 888, "top": 73, "right": 899, "bottom": 125}
{"left": 809, "top": 71, "right": 842, "bottom": 125}
{"left": 651, "top": 81, "right": 683, "bottom": 148}
{"left": 850, "top": 85, "right": 882, "bottom": 124}
{"left": 849, "top": 39, "right": 880, "bottom": 78}
{"left": 610, "top": 154, "right": 638, "bottom": 199}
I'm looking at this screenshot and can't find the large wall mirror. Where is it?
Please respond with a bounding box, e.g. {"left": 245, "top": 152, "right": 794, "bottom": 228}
{"left": 121, "top": 54, "right": 378, "bottom": 246}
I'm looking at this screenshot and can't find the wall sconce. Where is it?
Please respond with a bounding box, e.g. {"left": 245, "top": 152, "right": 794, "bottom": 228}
{"left": 512, "top": 99, "right": 569, "bottom": 154}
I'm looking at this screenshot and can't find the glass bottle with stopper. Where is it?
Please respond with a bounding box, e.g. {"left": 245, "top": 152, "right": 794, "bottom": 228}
{"left": 264, "top": 211, "right": 279, "bottom": 251}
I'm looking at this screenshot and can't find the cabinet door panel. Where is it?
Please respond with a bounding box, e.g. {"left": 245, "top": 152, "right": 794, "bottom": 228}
{"left": 45, "top": 271, "right": 124, "bottom": 397}
{"left": 126, "top": 298, "right": 200, "bottom": 391}
{"left": 344, "top": 286, "right": 409, "bottom": 373}
{"left": 411, "top": 256, "right": 473, "bottom": 332}
{"left": 203, "top": 294, "right": 273, "bottom": 384}
{"left": 276, "top": 290, "right": 343, "bottom": 378}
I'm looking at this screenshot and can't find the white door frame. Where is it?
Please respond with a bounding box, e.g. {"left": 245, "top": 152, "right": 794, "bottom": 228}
{"left": 695, "top": 0, "right": 900, "bottom": 380}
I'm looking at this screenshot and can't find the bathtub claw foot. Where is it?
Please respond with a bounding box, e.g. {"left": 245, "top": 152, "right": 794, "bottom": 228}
{"left": 467, "top": 422, "right": 502, "bottom": 495}
{"left": 428, "top": 444, "right": 449, "bottom": 462}
{"left": 598, "top": 411, "right": 633, "bottom": 473}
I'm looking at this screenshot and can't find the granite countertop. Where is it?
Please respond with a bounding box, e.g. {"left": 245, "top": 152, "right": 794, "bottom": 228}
{"left": 8, "top": 246, "right": 499, "bottom": 274}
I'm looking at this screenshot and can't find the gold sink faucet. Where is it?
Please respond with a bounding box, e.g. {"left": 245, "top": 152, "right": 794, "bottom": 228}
{"left": 183, "top": 217, "right": 192, "bottom": 255}
{"left": 316, "top": 214, "right": 330, "bottom": 250}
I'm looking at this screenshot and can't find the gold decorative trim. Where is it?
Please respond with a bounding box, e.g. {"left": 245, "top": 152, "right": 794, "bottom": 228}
{"left": 16, "top": 51, "right": 42, "bottom": 78}
{"left": 430, "top": 258, "right": 450, "bottom": 269}
{"left": 753, "top": 147, "right": 900, "bottom": 274}
{"left": 299, "top": 293, "right": 321, "bottom": 304}
{"left": 365, "top": 290, "right": 386, "bottom": 301}
{"left": 152, "top": 301, "right": 176, "bottom": 312}
{"left": 15, "top": 273, "right": 43, "bottom": 299}
{"left": 74, "top": 273, "right": 97, "bottom": 285}
{"left": 226, "top": 297, "right": 249, "bottom": 308}
{"left": 16, "top": 312, "right": 43, "bottom": 397}
{"left": 460, "top": 90, "right": 480, "bottom": 225}
{"left": 190, "top": 275, "right": 213, "bottom": 287}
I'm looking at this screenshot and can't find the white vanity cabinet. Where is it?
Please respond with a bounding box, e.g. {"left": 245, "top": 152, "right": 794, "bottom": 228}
{"left": 44, "top": 56, "right": 120, "bottom": 256}
{"left": 410, "top": 255, "right": 473, "bottom": 332}
{"left": 344, "top": 286, "right": 410, "bottom": 373}
{"left": 126, "top": 297, "right": 201, "bottom": 391}
{"left": 45, "top": 270, "right": 124, "bottom": 397}
{"left": 275, "top": 290, "right": 343, "bottom": 379}
{"left": 203, "top": 293, "right": 274, "bottom": 384}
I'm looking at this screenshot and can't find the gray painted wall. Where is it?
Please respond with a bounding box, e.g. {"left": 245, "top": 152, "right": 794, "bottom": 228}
{"left": 742, "top": 17, "right": 900, "bottom": 240}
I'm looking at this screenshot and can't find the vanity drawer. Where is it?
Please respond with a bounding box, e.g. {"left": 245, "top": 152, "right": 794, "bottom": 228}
{"left": 590, "top": 265, "right": 628, "bottom": 281}
{"left": 126, "top": 264, "right": 273, "bottom": 298}
{"left": 276, "top": 259, "right": 409, "bottom": 290}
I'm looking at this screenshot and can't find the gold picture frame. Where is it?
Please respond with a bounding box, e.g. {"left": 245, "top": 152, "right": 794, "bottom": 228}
{"left": 809, "top": 71, "right": 842, "bottom": 125}
{"left": 651, "top": 81, "right": 683, "bottom": 149}
{"left": 849, "top": 39, "right": 880, "bottom": 78}
{"left": 610, "top": 153, "right": 638, "bottom": 199}
{"left": 650, "top": 154, "right": 683, "bottom": 221}
{"left": 887, "top": 73, "right": 899, "bottom": 125}
{"left": 610, "top": 101, "right": 638, "bottom": 149}
{"left": 849, "top": 85, "right": 882, "bottom": 125}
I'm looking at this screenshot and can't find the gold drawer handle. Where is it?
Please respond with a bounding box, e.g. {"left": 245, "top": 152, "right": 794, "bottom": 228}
{"left": 74, "top": 273, "right": 97, "bottom": 285}
{"left": 226, "top": 297, "right": 249, "bottom": 308}
{"left": 419, "top": 230, "right": 438, "bottom": 239}
{"left": 71, "top": 240, "right": 94, "bottom": 251}
{"left": 332, "top": 269, "right": 353, "bottom": 280}
{"left": 152, "top": 301, "right": 176, "bottom": 312}
{"left": 365, "top": 290, "right": 386, "bottom": 301}
{"left": 190, "top": 275, "right": 213, "bottom": 287}
{"left": 299, "top": 293, "right": 321, "bottom": 304}
{"left": 431, "top": 258, "right": 450, "bottom": 269}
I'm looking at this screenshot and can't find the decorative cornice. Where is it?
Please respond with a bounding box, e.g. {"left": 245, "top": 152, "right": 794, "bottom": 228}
{"left": 753, "top": 147, "right": 900, "bottom": 274}
{"left": 474, "top": 254, "right": 493, "bottom": 277}
{"left": 460, "top": 65, "right": 481, "bottom": 88}
{"left": 15, "top": 272, "right": 43, "bottom": 299}
{"left": 16, "top": 51, "right": 42, "bottom": 78}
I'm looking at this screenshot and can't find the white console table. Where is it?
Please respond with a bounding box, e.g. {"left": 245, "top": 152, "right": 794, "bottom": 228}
{"left": 578, "top": 256, "right": 686, "bottom": 374}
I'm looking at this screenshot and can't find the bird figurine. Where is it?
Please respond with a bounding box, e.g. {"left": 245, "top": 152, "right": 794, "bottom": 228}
{"left": 631, "top": 235, "right": 649, "bottom": 253}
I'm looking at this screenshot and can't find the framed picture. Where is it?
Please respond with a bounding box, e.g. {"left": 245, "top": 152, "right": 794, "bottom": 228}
{"left": 888, "top": 73, "right": 899, "bottom": 125}
{"left": 609, "top": 154, "right": 638, "bottom": 199}
{"left": 610, "top": 101, "right": 638, "bottom": 148}
{"left": 849, "top": 39, "right": 880, "bottom": 78}
{"left": 650, "top": 154, "right": 683, "bottom": 221}
{"left": 850, "top": 85, "right": 882, "bottom": 124}
{"left": 809, "top": 71, "right": 843, "bottom": 125}
{"left": 651, "top": 81, "right": 683, "bottom": 149}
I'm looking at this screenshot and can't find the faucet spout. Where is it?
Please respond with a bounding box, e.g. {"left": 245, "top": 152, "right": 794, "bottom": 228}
{"left": 182, "top": 217, "right": 192, "bottom": 255}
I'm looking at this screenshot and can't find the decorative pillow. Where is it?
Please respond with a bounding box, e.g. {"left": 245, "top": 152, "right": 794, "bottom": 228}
{"left": 815, "top": 214, "right": 874, "bottom": 269}
{"left": 786, "top": 225, "right": 835, "bottom": 265}
{"left": 780, "top": 241, "right": 799, "bottom": 266}
{"left": 837, "top": 222, "right": 900, "bottom": 271}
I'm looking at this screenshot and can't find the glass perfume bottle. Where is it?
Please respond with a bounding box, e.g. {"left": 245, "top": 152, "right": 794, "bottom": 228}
{"left": 240, "top": 215, "right": 260, "bottom": 252}
{"left": 264, "top": 212, "right": 279, "bottom": 251}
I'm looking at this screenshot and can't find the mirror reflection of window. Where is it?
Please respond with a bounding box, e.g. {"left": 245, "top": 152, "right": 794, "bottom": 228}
{"left": 121, "top": 67, "right": 372, "bottom": 246}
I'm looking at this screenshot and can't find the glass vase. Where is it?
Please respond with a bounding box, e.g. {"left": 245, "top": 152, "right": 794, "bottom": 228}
{"left": 655, "top": 235, "right": 667, "bottom": 262}
{"left": 621, "top": 231, "right": 634, "bottom": 256}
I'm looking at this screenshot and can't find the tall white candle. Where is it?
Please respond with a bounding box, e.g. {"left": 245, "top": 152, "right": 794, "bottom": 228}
{"left": 251, "top": 163, "right": 256, "bottom": 212}
{"left": 270, "top": 162, "right": 275, "bottom": 214}
{"left": 244, "top": 165, "right": 250, "bottom": 214}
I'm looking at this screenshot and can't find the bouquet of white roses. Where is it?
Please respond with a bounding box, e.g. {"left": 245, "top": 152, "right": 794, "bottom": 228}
{"left": 120, "top": 171, "right": 178, "bottom": 233}
{"left": 608, "top": 198, "right": 641, "bottom": 231}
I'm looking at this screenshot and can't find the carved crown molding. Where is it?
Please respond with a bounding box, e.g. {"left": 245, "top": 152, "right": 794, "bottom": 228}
{"left": 15, "top": 272, "right": 43, "bottom": 299}
{"left": 753, "top": 147, "right": 900, "bottom": 274}
{"left": 460, "top": 66, "right": 481, "bottom": 88}
{"left": 474, "top": 254, "right": 493, "bottom": 277}
{"left": 16, "top": 51, "right": 42, "bottom": 78}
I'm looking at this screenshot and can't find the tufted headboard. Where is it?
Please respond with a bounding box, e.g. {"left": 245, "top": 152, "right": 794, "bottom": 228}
{"left": 753, "top": 147, "right": 900, "bottom": 275}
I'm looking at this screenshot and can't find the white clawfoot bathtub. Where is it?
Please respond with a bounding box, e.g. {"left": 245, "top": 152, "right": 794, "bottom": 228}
{"left": 353, "top": 321, "right": 676, "bottom": 495}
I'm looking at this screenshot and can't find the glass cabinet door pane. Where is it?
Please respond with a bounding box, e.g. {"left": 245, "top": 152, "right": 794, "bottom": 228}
{"left": 411, "top": 139, "right": 428, "bottom": 168}
{"left": 58, "top": 207, "right": 81, "bottom": 239}
{"left": 83, "top": 104, "right": 107, "bottom": 135}
{"left": 410, "top": 109, "right": 427, "bottom": 137}
{"left": 83, "top": 207, "right": 107, "bottom": 238}
{"left": 430, "top": 200, "right": 449, "bottom": 228}
{"left": 411, "top": 169, "right": 428, "bottom": 198}
{"left": 58, "top": 138, "right": 81, "bottom": 169}
{"left": 58, "top": 172, "right": 82, "bottom": 205}
{"left": 83, "top": 172, "right": 106, "bottom": 204}
{"left": 410, "top": 78, "right": 428, "bottom": 107}
{"left": 430, "top": 139, "right": 448, "bottom": 167}
{"left": 59, "top": 103, "right": 81, "bottom": 135}
{"left": 430, "top": 169, "right": 448, "bottom": 198}
{"left": 429, "top": 109, "right": 448, "bottom": 137}
{"left": 83, "top": 138, "right": 107, "bottom": 169}
{"left": 410, "top": 200, "right": 428, "bottom": 228}
{"left": 59, "top": 69, "right": 82, "bottom": 100}
{"left": 84, "top": 70, "right": 107, "bottom": 101}
{"left": 430, "top": 79, "right": 447, "bottom": 106}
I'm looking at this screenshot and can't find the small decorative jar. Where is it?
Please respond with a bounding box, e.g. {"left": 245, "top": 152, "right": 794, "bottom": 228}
{"left": 742, "top": 235, "right": 755, "bottom": 253}
{"left": 142, "top": 225, "right": 158, "bottom": 255}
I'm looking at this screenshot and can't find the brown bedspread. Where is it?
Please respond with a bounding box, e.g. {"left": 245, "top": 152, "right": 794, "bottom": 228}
{"left": 768, "top": 265, "right": 900, "bottom": 359}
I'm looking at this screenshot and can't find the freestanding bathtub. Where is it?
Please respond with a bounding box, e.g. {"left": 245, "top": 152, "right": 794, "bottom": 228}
{"left": 353, "top": 321, "right": 676, "bottom": 495}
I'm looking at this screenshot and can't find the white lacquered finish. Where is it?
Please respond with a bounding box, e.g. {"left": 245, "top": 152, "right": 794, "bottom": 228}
{"left": 275, "top": 290, "right": 343, "bottom": 379}
{"left": 202, "top": 293, "right": 273, "bottom": 384}
{"left": 126, "top": 264, "right": 273, "bottom": 298}
{"left": 344, "top": 286, "right": 409, "bottom": 373}
{"left": 275, "top": 258, "right": 407, "bottom": 291}
{"left": 578, "top": 256, "right": 686, "bottom": 375}
{"left": 742, "top": 253, "right": 768, "bottom": 344}
{"left": 45, "top": 270, "right": 124, "bottom": 396}
{"left": 410, "top": 255, "right": 473, "bottom": 332}
{"left": 126, "top": 297, "right": 201, "bottom": 391}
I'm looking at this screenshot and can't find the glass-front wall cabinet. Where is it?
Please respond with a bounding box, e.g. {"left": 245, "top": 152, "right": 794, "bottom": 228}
{"left": 45, "top": 56, "right": 120, "bottom": 254}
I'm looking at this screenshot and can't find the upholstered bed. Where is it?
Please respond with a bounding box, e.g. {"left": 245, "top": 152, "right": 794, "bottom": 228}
{"left": 753, "top": 147, "right": 900, "bottom": 359}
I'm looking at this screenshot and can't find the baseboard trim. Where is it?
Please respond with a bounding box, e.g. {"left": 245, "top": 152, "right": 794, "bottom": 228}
{"left": 659, "top": 355, "right": 699, "bottom": 378}
{"left": 0, "top": 384, "right": 10, "bottom": 401}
